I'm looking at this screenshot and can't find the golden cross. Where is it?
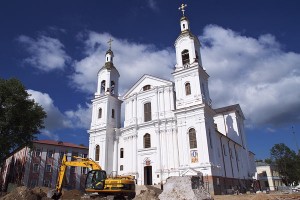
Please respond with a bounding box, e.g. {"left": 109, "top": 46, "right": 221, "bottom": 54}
{"left": 178, "top": 3, "right": 187, "bottom": 16}
{"left": 108, "top": 38, "right": 113, "bottom": 49}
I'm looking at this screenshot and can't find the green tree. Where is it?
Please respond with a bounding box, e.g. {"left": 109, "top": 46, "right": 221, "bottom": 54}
{"left": 0, "top": 78, "right": 47, "bottom": 164}
{"left": 270, "top": 143, "right": 300, "bottom": 185}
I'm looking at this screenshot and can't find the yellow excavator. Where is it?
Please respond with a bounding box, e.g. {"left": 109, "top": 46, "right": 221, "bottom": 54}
{"left": 49, "top": 155, "right": 136, "bottom": 200}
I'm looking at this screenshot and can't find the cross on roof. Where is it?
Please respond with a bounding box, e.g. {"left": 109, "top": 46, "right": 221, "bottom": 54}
{"left": 108, "top": 38, "right": 113, "bottom": 50}
{"left": 178, "top": 3, "right": 187, "bottom": 16}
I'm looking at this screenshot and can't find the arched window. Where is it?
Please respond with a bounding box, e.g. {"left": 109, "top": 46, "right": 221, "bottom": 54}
{"left": 143, "top": 85, "right": 151, "bottom": 91}
{"left": 182, "top": 49, "right": 190, "bottom": 65}
{"left": 185, "top": 82, "right": 191, "bottom": 95}
{"left": 101, "top": 80, "right": 106, "bottom": 94}
{"left": 120, "top": 165, "right": 123, "bottom": 171}
{"left": 144, "top": 102, "right": 152, "bottom": 122}
{"left": 189, "top": 128, "right": 197, "bottom": 149}
{"left": 95, "top": 145, "right": 100, "bottom": 161}
{"left": 112, "top": 109, "right": 115, "bottom": 118}
{"left": 120, "top": 148, "right": 124, "bottom": 158}
{"left": 98, "top": 108, "right": 102, "bottom": 118}
{"left": 144, "top": 133, "right": 151, "bottom": 148}
{"left": 111, "top": 81, "right": 115, "bottom": 94}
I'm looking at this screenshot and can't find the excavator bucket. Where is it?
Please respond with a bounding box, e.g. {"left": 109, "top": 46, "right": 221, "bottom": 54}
{"left": 47, "top": 189, "right": 62, "bottom": 200}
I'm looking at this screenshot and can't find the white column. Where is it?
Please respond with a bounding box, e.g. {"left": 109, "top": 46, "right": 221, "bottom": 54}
{"left": 133, "top": 134, "right": 137, "bottom": 173}
{"left": 113, "top": 136, "right": 118, "bottom": 173}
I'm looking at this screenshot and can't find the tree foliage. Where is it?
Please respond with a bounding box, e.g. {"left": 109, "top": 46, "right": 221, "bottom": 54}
{"left": 0, "top": 78, "right": 47, "bottom": 164}
{"left": 270, "top": 143, "right": 300, "bottom": 185}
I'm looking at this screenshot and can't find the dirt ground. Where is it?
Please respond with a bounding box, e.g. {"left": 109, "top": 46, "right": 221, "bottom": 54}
{"left": 212, "top": 193, "right": 300, "bottom": 200}
{"left": 2, "top": 186, "right": 300, "bottom": 200}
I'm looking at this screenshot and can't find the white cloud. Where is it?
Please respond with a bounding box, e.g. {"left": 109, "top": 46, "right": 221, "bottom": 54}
{"left": 27, "top": 89, "right": 71, "bottom": 129}
{"left": 65, "top": 103, "right": 92, "bottom": 129}
{"left": 17, "top": 35, "right": 70, "bottom": 72}
{"left": 41, "top": 130, "right": 59, "bottom": 141}
{"left": 201, "top": 25, "right": 300, "bottom": 126}
{"left": 146, "top": 0, "right": 158, "bottom": 11}
{"left": 27, "top": 89, "right": 92, "bottom": 130}
{"left": 71, "top": 31, "right": 175, "bottom": 95}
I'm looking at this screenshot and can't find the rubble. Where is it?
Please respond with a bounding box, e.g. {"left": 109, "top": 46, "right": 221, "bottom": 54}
{"left": 159, "top": 176, "right": 213, "bottom": 200}
{"left": 134, "top": 185, "right": 162, "bottom": 200}
{"left": 0, "top": 186, "right": 51, "bottom": 200}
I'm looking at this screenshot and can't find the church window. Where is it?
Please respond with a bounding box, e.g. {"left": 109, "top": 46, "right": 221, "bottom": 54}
{"left": 111, "top": 81, "right": 115, "bottom": 94}
{"left": 120, "top": 148, "right": 124, "bottom": 158}
{"left": 144, "top": 102, "right": 152, "bottom": 122}
{"left": 144, "top": 133, "right": 151, "bottom": 148}
{"left": 120, "top": 165, "right": 123, "bottom": 171}
{"left": 101, "top": 80, "right": 106, "bottom": 94}
{"left": 143, "top": 85, "right": 151, "bottom": 91}
{"left": 189, "top": 128, "right": 197, "bottom": 149}
{"left": 95, "top": 145, "right": 100, "bottom": 161}
{"left": 112, "top": 109, "right": 115, "bottom": 118}
{"left": 98, "top": 108, "right": 102, "bottom": 118}
{"left": 183, "top": 24, "right": 185, "bottom": 29}
{"left": 182, "top": 49, "right": 190, "bottom": 65}
{"left": 185, "top": 82, "right": 191, "bottom": 95}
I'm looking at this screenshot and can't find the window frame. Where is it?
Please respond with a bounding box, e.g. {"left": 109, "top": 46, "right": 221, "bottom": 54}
{"left": 95, "top": 145, "right": 100, "bottom": 161}
{"left": 181, "top": 49, "right": 190, "bottom": 65}
{"left": 120, "top": 148, "right": 124, "bottom": 158}
{"left": 33, "top": 163, "right": 39, "bottom": 173}
{"left": 144, "top": 133, "right": 151, "bottom": 148}
{"left": 189, "top": 128, "right": 197, "bottom": 149}
{"left": 144, "top": 102, "right": 152, "bottom": 122}
{"left": 45, "top": 164, "right": 52, "bottom": 172}
{"left": 112, "top": 109, "right": 115, "bottom": 118}
{"left": 98, "top": 108, "right": 102, "bottom": 118}
{"left": 185, "top": 82, "right": 191, "bottom": 95}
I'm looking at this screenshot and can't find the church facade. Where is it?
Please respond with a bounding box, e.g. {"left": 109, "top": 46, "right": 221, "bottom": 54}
{"left": 88, "top": 6, "right": 256, "bottom": 195}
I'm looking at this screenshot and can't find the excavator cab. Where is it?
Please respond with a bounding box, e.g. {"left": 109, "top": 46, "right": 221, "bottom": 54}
{"left": 85, "top": 170, "right": 107, "bottom": 190}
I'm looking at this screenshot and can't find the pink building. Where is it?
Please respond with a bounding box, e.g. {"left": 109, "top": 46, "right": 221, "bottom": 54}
{"left": 0, "top": 140, "right": 88, "bottom": 192}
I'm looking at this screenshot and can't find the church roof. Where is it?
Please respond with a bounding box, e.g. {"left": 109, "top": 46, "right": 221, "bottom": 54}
{"left": 214, "top": 104, "right": 245, "bottom": 119}
{"left": 123, "top": 74, "right": 173, "bottom": 99}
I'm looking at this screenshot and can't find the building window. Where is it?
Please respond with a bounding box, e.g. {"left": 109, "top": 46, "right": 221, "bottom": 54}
{"left": 83, "top": 154, "right": 88, "bottom": 158}
{"left": 33, "top": 164, "right": 39, "bottom": 172}
{"left": 182, "top": 49, "right": 190, "bottom": 65}
{"left": 43, "top": 180, "right": 51, "bottom": 187}
{"left": 144, "top": 133, "right": 151, "bottom": 148}
{"left": 112, "top": 109, "right": 115, "bottom": 118}
{"left": 46, "top": 164, "right": 52, "bottom": 172}
{"left": 101, "top": 80, "right": 106, "bottom": 94}
{"left": 111, "top": 81, "right": 115, "bottom": 94}
{"left": 59, "top": 152, "right": 65, "bottom": 159}
{"left": 185, "top": 82, "right": 191, "bottom": 95}
{"left": 144, "top": 102, "right": 152, "bottom": 122}
{"left": 120, "top": 148, "right": 124, "bottom": 158}
{"left": 35, "top": 149, "right": 41, "bottom": 157}
{"left": 195, "top": 50, "right": 199, "bottom": 61}
{"left": 81, "top": 167, "right": 87, "bottom": 174}
{"left": 143, "top": 85, "right": 151, "bottom": 91}
{"left": 98, "top": 108, "right": 102, "bottom": 118}
{"left": 189, "top": 128, "right": 197, "bottom": 149}
{"left": 95, "top": 145, "right": 100, "bottom": 161}
{"left": 120, "top": 165, "right": 123, "bottom": 171}
{"left": 47, "top": 150, "right": 54, "bottom": 158}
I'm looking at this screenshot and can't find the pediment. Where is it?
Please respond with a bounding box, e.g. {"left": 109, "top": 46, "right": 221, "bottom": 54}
{"left": 181, "top": 168, "right": 201, "bottom": 176}
{"left": 123, "top": 74, "right": 173, "bottom": 99}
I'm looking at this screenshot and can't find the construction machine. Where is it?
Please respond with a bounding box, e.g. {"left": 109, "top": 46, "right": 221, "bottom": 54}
{"left": 49, "top": 155, "right": 136, "bottom": 200}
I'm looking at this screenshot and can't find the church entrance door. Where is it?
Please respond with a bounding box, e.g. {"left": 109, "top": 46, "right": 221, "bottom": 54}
{"left": 144, "top": 166, "right": 152, "bottom": 185}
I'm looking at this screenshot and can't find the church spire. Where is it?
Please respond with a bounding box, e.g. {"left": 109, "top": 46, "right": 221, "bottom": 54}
{"left": 105, "top": 38, "right": 114, "bottom": 63}
{"left": 178, "top": 3, "right": 190, "bottom": 32}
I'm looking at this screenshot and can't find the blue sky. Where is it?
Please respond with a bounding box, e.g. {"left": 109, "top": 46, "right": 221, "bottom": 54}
{"left": 1, "top": 0, "right": 300, "bottom": 160}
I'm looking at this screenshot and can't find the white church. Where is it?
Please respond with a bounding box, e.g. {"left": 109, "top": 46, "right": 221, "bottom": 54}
{"left": 88, "top": 4, "right": 256, "bottom": 195}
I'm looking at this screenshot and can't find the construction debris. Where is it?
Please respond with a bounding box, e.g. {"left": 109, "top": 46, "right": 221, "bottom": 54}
{"left": 0, "top": 186, "right": 51, "bottom": 200}
{"left": 159, "top": 176, "right": 213, "bottom": 200}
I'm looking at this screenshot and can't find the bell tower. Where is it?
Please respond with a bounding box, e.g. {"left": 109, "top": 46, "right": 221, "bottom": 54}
{"left": 173, "top": 4, "right": 215, "bottom": 173}
{"left": 88, "top": 39, "right": 122, "bottom": 174}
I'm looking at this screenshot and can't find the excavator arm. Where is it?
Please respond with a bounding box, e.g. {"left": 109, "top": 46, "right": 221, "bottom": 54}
{"left": 49, "top": 155, "right": 103, "bottom": 199}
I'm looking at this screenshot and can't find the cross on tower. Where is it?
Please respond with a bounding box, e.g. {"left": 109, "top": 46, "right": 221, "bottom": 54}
{"left": 178, "top": 3, "right": 187, "bottom": 16}
{"left": 108, "top": 38, "right": 113, "bottom": 50}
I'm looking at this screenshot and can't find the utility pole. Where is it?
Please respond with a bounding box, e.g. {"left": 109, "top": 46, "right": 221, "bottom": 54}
{"left": 292, "top": 126, "right": 299, "bottom": 155}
